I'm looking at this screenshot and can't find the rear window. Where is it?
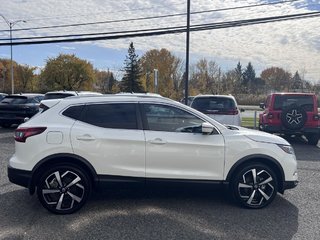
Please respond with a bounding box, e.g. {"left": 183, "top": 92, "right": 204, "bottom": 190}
{"left": 62, "top": 105, "right": 85, "bottom": 120}
{"left": 44, "top": 93, "right": 75, "bottom": 100}
{"left": 273, "top": 95, "right": 314, "bottom": 111}
{"left": 0, "top": 96, "right": 28, "bottom": 104}
{"left": 191, "top": 97, "right": 236, "bottom": 113}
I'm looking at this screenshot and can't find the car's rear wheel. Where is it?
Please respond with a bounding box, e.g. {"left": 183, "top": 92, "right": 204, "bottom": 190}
{"left": 306, "top": 134, "right": 319, "bottom": 146}
{"left": 36, "top": 164, "right": 91, "bottom": 214}
{"left": 231, "top": 163, "right": 278, "bottom": 209}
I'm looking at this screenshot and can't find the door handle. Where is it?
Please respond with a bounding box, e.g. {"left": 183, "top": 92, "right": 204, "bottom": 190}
{"left": 148, "top": 138, "right": 167, "bottom": 145}
{"left": 76, "top": 134, "right": 95, "bottom": 141}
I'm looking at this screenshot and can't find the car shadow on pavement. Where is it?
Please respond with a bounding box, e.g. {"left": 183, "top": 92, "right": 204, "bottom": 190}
{"left": 0, "top": 187, "right": 298, "bottom": 240}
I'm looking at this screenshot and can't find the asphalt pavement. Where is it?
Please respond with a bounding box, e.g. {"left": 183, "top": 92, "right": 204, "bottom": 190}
{"left": 0, "top": 128, "right": 319, "bottom": 240}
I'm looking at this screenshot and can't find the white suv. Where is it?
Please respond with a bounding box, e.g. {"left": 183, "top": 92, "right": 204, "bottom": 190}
{"left": 8, "top": 95, "right": 298, "bottom": 214}
{"left": 190, "top": 95, "right": 243, "bottom": 126}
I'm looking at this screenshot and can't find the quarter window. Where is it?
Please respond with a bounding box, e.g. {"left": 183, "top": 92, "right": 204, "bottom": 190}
{"left": 82, "top": 103, "right": 138, "bottom": 129}
{"left": 143, "top": 104, "right": 204, "bottom": 132}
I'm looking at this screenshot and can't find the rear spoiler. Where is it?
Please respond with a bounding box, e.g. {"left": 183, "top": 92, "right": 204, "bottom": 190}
{"left": 40, "top": 99, "right": 61, "bottom": 109}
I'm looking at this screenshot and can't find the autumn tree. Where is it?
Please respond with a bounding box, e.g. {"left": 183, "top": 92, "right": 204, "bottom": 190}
{"left": 190, "top": 59, "right": 221, "bottom": 95}
{"left": 40, "top": 54, "right": 95, "bottom": 91}
{"left": 120, "top": 42, "right": 144, "bottom": 93}
{"left": 260, "top": 67, "right": 291, "bottom": 91}
{"left": 140, "top": 48, "right": 182, "bottom": 99}
{"left": 95, "top": 69, "right": 116, "bottom": 93}
{"left": 15, "top": 65, "right": 36, "bottom": 93}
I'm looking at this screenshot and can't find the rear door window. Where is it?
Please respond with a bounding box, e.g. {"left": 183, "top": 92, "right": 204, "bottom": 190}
{"left": 81, "top": 103, "right": 138, "bottom": 129}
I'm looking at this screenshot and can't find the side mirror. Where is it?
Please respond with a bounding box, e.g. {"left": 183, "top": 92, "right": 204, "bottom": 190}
{"left": 259, "top": 103, "right": 265, "bottom": 109}
{"left": 24, "top": 117, "right": 30, "bottom": 122}
{"left": 202, "top": 122, "right": 214, "bottom": 134}
{"left": 240, "top": 108, "right": 245, "bottom": 113}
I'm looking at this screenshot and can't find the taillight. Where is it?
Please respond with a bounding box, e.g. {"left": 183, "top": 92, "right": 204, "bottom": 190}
{"left": 225, "top": 109, "right": 239, "bottom": 115}
{"left": 14, "top": 127, "right": 47, "bottom": 143}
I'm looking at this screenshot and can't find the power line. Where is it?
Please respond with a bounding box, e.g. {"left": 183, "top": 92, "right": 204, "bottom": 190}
{"left": 0, "top": 0, "right": 301, "bottom": 33}
{"left": 0, "top": 10, "right": 319, "bottom": 46}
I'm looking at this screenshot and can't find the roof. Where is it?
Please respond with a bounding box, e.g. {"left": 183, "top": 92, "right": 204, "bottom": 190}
{"left": 270, "top": 92, "right": 316, "bottom": 96}
{"left": 193, "top": 94, "right": 236, "bottom": 99}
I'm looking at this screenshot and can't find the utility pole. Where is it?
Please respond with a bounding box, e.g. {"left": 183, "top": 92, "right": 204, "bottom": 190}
{"left": 0, "top": 14, "right": 26, "bottom": 94}
{"left": 154, "top": 69, "right": 158, "bottom": 93}
{"left": 184, "top": 0, "right": 190, "bottom": 105}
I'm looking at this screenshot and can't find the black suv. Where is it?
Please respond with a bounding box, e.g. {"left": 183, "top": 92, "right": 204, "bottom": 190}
{"left": 0, "top": 93, "right": 44, "bottom": 128}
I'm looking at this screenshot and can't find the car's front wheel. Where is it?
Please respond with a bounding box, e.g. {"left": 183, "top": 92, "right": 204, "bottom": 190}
{"left": 231, "top": 163, "right": 278, "bottom": 209}
{"left": 36, "top": 164, "right": 91, "bottom": 214}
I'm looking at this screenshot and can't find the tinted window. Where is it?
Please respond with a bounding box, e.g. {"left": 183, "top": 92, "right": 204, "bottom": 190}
{"left": 0, "top": 96, "right": 28, "bottom": 104}
{"left": 274, "top": 95, "right": 314, "bottom": 111}
{"left": 82, "top": 103, "right": 137, "bottom": 129}
{"left": 191, "top": 97, "right": 236, "bottom": 114}
{"left": 62, "top": 105, "right": 85, "bottom": 120}
{"left": 143, "top": 104, "right": 204, "bottom": 132}
{"left": 44, "top": 93, "right": 75, "bottom": 100}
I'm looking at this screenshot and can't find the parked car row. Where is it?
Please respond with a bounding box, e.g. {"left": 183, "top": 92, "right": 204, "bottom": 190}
{"left": 0, "top": 91, "right": 102, "bottom": 128}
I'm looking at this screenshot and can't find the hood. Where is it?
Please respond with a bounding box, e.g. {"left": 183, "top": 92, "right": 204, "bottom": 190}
{"left": 225, "top": 125, "right": 290, "bottom": 145}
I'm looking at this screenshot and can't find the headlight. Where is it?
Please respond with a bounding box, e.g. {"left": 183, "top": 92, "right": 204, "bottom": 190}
{"left": 277, "top": 144, "right": 295, "bottom": 154}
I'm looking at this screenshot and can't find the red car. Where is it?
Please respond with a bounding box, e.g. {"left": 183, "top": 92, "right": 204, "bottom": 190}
{"left": 259, "top": 93, "right": 320, "bottom": 145}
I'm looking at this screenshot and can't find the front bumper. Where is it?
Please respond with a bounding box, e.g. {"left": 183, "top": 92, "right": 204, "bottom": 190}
{"left": 7, "top": 165, "right": 32, "bottom": 189}
{"left": 280, "top": 180, "right": 299, "bottom": 193}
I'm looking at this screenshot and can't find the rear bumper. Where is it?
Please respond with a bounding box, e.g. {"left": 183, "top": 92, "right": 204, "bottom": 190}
{"left": 260, "top": 124, "right": 320, "bottom": 135}
{"left": 7, "top": 165, "right": 32, "bottom": 189}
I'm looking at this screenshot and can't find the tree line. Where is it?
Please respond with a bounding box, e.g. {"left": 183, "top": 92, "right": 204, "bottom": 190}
{"left": 1, "top": 42, "right": 319, "bottom": 103}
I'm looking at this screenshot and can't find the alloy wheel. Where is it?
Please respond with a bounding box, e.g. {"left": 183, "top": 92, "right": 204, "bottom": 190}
{"left": 232, "top": 164, "right": 278, "bottom": 208}
{"left": 37, "top": 165, "right": 90, "bottom": 214}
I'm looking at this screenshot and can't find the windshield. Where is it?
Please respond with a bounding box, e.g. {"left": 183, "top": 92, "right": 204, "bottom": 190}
{"left": 191, "top": 97, "right": 236, "bottom": 113}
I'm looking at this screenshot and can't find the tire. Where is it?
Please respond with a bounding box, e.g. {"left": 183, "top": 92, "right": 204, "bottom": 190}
{"left": 281, "top": 104, "right": 307, "bottom": 130}
{"left": 231, "top": 163, "right": 278, "bottom": 209}
{"left": 306, "top": 134, "right": 319, "bottom": 146}
{"left": 36, "top": 164, "right": 91, "bottom": 214}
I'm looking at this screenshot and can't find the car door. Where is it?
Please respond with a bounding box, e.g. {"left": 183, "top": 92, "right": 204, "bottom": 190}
{"left": 70, "top": 102, "right": 146, "bottom": 177}
{"left": 141, "top": 103, "right": 225, "bottom": 180}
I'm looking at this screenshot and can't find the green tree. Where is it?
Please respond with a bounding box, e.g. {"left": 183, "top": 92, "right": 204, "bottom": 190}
{"left": 234, "top": 61, "right": 243, "bottom": 94}
{"left": 291, "top": 71, "right": 303, "bottom": 91}
{"left": 120, "top": 42, "right": 144, "bottom": 93}
{"left": 243, "top": 62, "right": 256, "bottom": 92}
{"left": 40, "top": 54, "right": 95, "bottom": 91}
